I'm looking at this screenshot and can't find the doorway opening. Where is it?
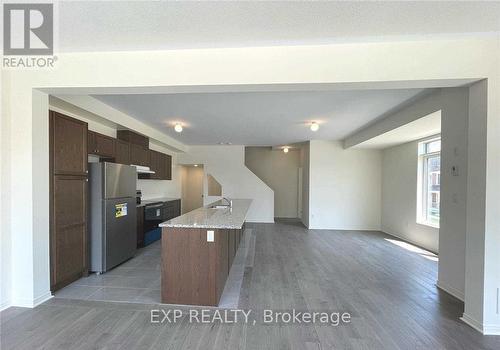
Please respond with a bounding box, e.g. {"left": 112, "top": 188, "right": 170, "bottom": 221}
{"left": 180, "top": 164, "right": 204, "bottom": 214}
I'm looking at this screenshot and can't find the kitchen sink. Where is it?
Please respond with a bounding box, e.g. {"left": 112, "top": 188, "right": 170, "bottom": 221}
{"left": 210, "top": 205, "right": 230, "bottom": 209}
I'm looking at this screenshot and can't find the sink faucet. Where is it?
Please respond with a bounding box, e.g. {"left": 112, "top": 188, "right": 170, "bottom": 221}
{"left": 222, "top": 197, "right": 233, "bottom": 208}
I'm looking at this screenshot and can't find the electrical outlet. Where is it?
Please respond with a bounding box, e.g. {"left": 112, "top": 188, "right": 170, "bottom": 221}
{"left": 207, "top": 230, "right": 215, "bottom": 242}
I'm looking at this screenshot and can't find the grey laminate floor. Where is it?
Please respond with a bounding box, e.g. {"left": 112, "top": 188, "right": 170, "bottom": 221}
{"left": 2, "top": 222, "right": 500, "bottom": 350}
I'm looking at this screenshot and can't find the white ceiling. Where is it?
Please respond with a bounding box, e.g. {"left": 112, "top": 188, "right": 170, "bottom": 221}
{"left": 58, "top": 2, "right": 500, "bottom": 52}
{"left": 92, "top": 89, "right": 428, "bottom": 146}
{"left": 355, "top": 110, "right": 442, "bottom": 149}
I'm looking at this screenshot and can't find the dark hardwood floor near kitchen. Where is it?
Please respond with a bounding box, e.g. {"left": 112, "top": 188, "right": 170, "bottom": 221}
{"left": 3, "top": 222, "right": 500, "bottom": 350}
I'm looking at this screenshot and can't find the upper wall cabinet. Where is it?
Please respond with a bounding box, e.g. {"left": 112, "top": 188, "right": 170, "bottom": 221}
{"left": 88, "top": 131, "right": 116, "bottom": 158}
{"left": 117, "top": 130, "right": 149, "bottom": 148}
{"left": 50, "top": 111, "right": 88, "bottom": 176}
{"left": 149, "top": 150, "right": 163, "bottom": 179}
{"left": 129, "top": 143, "right": 149, "bottom": 167}
{"left": 140, "top": 150, "right": 172, "bottom": 180}
{"left": 115, "top": 139, "right": 130, "bottom": 165}
{"left": 165, "top": 154, "right": 172, "bottom": 180}
{"left": 84, "top": 128, "right": 172, "bottom": 180}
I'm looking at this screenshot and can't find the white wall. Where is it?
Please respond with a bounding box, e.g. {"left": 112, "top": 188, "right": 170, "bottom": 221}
{"left": 300, "top": 142, "right": 310, "bottom": 228}
{"left": 308, "top": 140, "right": 382, "bottom": 230}
{"left": 381, "top": 140, "right": 440, "bottom": 253}
{"left": 245, "top": 147, "right": 301, "bottom": 218}
{"left": 1, "top": 37, "right": 498, "bottom": 332}
{"left": 178, "top": 145, "right": 274, "bottom": 223}
{"left": 465, "top": 80, "right": 488, "bottom": 328}
{"left": 1, "top": 69, "right": 12, "bottom": 310}
{"left": 358, "top": 88, "right": 469, "bottom": 301}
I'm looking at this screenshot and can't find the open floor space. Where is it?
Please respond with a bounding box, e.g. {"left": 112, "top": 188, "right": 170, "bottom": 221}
{"left": 2, "top": 222, "right": 500, "bottom": 349}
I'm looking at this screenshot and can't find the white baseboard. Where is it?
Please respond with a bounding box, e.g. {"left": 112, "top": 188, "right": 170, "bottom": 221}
{"left": 461, "top": 313, "right": 484, "bottom": 333}
{"left": 461, "top": 313, "right": 500, "bottom": 335}
{"left": 12, "top": 291, "right": 53, "bottom": 308}
{"left": 33, "top": 291, "right": 53, "bottom": 307}
{"left": 483, "top": 324, "right": 500, "bottom": 335}
{"left": 436, "top": 280, "right": 464, "bottom": 301}
{"left": 0, "top": 300, "right": 12, "bottom": 312}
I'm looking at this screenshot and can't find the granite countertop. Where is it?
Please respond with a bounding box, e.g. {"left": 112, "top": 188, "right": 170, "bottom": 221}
{"left": 159, "top": 199, "right": 252, "bottom": 229}
{"left": 138, "top": 197, "right": 180, "bottom": 207}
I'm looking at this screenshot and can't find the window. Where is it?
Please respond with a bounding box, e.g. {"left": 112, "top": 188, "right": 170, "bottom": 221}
{"left": 417, "top": 137, "right": 441, "bottom": 227}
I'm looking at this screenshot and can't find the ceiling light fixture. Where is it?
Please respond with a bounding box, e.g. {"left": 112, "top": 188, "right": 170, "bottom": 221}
{"left": 283, "top": 147, "right": 289, "bottom": 154}
{"left": 174, "top": 123, "right": 183, "bottom": 133}
{"left": 194, "top": 164, "right": 198, "bottom": 167}
{"left": 310, "top": 122, "right": 319, "bottom": 132}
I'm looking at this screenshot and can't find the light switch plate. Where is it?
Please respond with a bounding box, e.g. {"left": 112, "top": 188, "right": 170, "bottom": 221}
{"left": 207, "top": 230, "right": 215, "bottom": 242}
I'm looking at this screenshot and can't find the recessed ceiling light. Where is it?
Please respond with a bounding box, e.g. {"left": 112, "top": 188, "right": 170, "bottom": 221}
{"left": 194, "top": 164, "right": 198, "bottom": 167}
{"left": 174, "top": 123, "right": 183, "bottom": 133}
{"left": 283, "top": 147, "right": 289, "bottom": 154}
{"left": 310, "top": 122, "right": 319, "bottom": 132}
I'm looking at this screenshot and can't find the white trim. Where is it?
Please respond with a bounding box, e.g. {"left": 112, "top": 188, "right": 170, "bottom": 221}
{"left": 33, "top": 291, "right": 53, "bottom": 307}
{"left": 483, "top": 324, "right": 500, "bottom": 335}
{"left": 0, "top": 300, "right": 12, "bottom": 312}
{"left": 436, "top": 280, "right": 464, "bottom": 301}
{"left": 461, "top": 313, "right": 484, "bottom": 333}
{"left": 12, "top": 291, "right": 53, "bottom": 308}
{"left": 461, "top": 313, "right": 500, "bottom": 335}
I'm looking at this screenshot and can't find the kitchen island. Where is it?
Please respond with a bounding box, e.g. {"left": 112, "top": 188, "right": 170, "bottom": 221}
{"left": 159, "top": 199, "right": 252, "bottom": 306}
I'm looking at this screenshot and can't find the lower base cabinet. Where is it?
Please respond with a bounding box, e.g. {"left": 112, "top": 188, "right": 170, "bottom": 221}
{"left": 161, "top": 226, "right": 244, "bottom": 306}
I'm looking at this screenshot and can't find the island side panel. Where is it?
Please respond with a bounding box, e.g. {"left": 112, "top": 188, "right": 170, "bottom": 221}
{"left": 228, "top": 229, "right": 235, "bottom": 271}
{"left": 215, "top": 228, "right": 229, "bottom": 303}
{"left": 162, "top": 227, "right": 218, "bottom": 306}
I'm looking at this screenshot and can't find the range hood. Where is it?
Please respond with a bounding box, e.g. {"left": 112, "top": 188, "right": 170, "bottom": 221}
{"left": 131, "top": 164, "right": 155, "bottom": 174}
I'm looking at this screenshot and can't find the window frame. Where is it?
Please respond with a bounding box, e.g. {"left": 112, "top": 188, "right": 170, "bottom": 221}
{"left": 417, "top": 136, "right": 441, "bottom": 228}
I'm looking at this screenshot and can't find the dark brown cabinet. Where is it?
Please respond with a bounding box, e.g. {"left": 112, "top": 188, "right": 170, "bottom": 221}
{"left": 165, "top": 154, "right": 172, "bottom": 180}
{"left": 49, "top": 111, "right": 88, "bottom": 292}
{"left": 117, "top": 130, "right": 149, "bottom": 149}
{"left": 87, "top": 128, "right": 173, "bottom": 179}
{"left": 88, "top": 131, "right": 115, "bottom": 158}
{"left": 157, "top": 152, "right": 166, "bottom": 180}
{"left": 162, "top": 225, "right": 243, "bottom": 306}
{"left": 141, "top": 150, "right": 172, "bottom": 180}
{"left": 164, "top": 199, "right": 181, "bottom": 220}
{"left": 51, "top": 176, "right": 87, "bottom": 290}
{"left": 148, "top": 150, "right": 161, "bottom": 179}
{"left": 228, "top": 229, "right": 235, "bottom": 270}
{"left": 130, "top": 143, "right": 149, "bottom": 166}
{"left": 115, "top": 139, "right": 130, "bottom": 165}
{"left": 51, "top": 112, "right": 88, "bottom": 176}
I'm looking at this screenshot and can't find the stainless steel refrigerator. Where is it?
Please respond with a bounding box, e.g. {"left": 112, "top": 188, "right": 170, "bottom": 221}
{"left": 89, "top": 162, "right": 137, "bottom": 273}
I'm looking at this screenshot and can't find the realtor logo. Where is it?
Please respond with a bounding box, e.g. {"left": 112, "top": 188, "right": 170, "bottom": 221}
{"left": 3, "top": 3, "right": 53, "bottom": 55}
